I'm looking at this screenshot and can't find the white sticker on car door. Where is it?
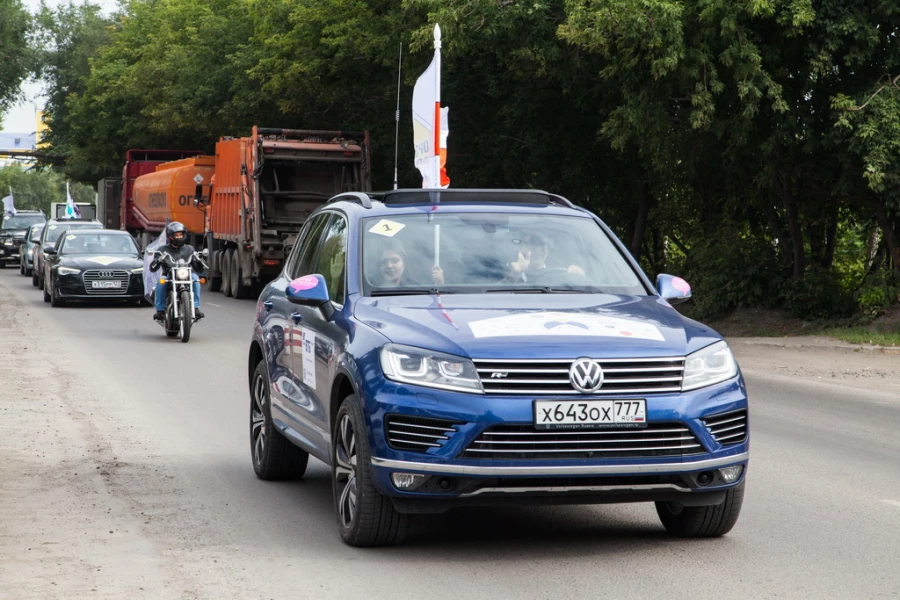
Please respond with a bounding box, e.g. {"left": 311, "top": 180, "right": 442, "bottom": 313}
{"left": 301, "top": 327, "right": 317, "bottom": 388}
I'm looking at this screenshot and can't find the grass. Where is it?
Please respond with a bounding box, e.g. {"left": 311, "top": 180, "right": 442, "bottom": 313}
{"left": 821, "top": 327, "right": 900, "bottom": 347}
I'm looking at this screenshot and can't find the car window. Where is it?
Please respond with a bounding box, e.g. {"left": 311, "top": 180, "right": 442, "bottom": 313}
{"left": 361, "top": 212, "right": 645, "bottom": 295}
{"left": 1, "top": 214, "right": 45, "bottom": 230}
{"left": 62, "top": 233, "right": 138, "bottom": 255}
{"left": 44, "top": 222, "right": 101, "bottom": 245}
{"left": 315, "top": 214, "right": 348, "bottom": 303}
{"left": 284, "top": 219, "right": 314, "bottom": 277}
{"left": 289, "top": 214, "right": 329, "bottom": 280}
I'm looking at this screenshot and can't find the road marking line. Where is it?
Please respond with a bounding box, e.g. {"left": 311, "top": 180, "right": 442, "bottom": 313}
{"left": 207, "top": 302, "right": 223, "bottom": 308}
{"left": 881, "top": 500, "right": 900, "bottom": 509}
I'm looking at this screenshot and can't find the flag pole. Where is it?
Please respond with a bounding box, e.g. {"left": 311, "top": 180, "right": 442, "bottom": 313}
{"left": 393, "top": 42, "right": 403, "bottom": 191}
{"left": 433, "top": 24, "right": 442, "bottom": 190}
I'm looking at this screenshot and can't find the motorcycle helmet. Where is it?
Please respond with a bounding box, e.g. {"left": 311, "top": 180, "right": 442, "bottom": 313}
{"left": 165, "top": 221, "right": 187, "bottom": 248}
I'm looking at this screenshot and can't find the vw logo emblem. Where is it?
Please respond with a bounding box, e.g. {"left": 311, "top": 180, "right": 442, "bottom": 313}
{"left": 569, "top": 358, "right": 604, "bottom": 393}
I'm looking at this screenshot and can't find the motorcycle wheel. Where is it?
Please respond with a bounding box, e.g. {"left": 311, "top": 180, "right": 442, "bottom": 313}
{"left": 179, "top": 289, "right": 192, "bottom": 343}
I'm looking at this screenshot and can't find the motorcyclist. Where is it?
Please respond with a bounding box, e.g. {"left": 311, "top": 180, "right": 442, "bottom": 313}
{"left": 150, "top": 222, "right": 205, "bottom": 321}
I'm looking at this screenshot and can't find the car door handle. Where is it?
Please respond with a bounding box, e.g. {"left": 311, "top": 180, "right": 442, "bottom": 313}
{"left": 263, "top": 300, "right": 274, "bottom": 311}
{"left": 290, "top": 312, "right": 302, "bottom": 323}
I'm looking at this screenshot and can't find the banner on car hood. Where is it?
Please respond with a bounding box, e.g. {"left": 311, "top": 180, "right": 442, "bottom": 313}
{"left": 142, "top": 231, "right": 166, "bottom": 303}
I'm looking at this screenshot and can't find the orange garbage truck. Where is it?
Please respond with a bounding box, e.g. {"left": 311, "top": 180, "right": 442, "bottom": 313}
{"left": 199, "top": 127, "right": 371, "bottom": 298}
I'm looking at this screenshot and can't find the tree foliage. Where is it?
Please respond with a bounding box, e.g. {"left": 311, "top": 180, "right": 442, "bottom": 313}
{"left": 0, "top": 0, "right": 32, "bottom": 118}
{"left": 31, "top": 0, "right": 900, "bottom": 318}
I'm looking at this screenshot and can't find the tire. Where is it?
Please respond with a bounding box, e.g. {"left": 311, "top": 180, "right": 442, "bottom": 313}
{"left": 43, "top": 278, "right": 51, "bottom": 303}
{"left": 250, "top": 361, "right": 309, "bottom": 480}
{"left": 222, "top": 249, "right": 234, "bottom": 298}
{"left": 32, "top": 270, "right": 39, "bottom": 287}
{"left": 50, "top": 280, "right": 63, "bottom": 307}
{"left": 206, "top": 250, "right": 222, "bottom": 292}
{"left": 19, "top": 261, "right": 25, "bottom": 275}
{"left": 656, "top": 481, "right": 745, "bottom": 538}
{"left": 333, "top": 394, "right": 408, "bottom": 547}
{"left": 178, "top": 289, "right": 192, "bottom": 343}
{"left": 232, "top": 251, "right": 249, "bottom": 299}
{"left": 38, "top": 271, "right": 45, "bottom": 290}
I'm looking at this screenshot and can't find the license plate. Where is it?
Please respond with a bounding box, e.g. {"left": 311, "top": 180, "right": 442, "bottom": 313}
{"left": 91, "top": 280, "right": 121, "bottom": 289}
{"left": 534, "top": 399, "right": 647, "bottom": 429}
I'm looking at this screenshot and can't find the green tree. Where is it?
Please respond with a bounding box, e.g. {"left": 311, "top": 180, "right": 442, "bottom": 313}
{"left": 0, "top": 0, "right": 31, "bottom": 119}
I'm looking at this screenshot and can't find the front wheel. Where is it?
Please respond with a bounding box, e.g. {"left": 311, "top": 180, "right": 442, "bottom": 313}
{"left": 656, "top": 481, "right": 745, "bottom": 537}
{"left": 178, "top": 289, "right": 192, "bottom": 343}
{"left": 333, "top": 395, "right": 408, "bottom": 547}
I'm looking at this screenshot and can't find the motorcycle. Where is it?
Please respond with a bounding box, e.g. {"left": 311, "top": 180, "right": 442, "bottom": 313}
{"left": 154, "top": 248, "right": 208, "bottom": 343}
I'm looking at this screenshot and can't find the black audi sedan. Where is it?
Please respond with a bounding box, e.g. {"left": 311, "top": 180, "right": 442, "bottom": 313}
{"left": 42, "top": 229, "right": 145, "bottom": 306}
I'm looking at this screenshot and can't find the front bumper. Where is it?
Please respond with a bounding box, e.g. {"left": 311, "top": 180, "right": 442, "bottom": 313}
{"left": 0, "top": 245, "right": 20, "bottom": 262}
{"left": 362, "top": 375, "right": 749, "bottom": 512}
{"left": 56, "top": 272, "right": 145, "bottom": 300}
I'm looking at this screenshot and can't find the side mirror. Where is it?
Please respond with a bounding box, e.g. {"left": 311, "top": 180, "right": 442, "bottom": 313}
{"left": 199, "top": 248, "right": 209, "bottom": 259}
{"left": 43, "top": 247, "right": 58, "bottom": 256}
{"left": 286, "top": 274, "right": 334, "bottom": 318}
{"left": 656, "top": 274, "right": 692, "bottom": 305}
{"left": 194, "top": 184, "right": 209, "bottom": 207}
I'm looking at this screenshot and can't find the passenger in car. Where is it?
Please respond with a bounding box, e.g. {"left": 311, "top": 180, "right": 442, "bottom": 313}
{"left": 503, "top": 231, "right": 585, "bottom": 283}
{"left": 374, "top": 239, "right": 445, "bottom": 287}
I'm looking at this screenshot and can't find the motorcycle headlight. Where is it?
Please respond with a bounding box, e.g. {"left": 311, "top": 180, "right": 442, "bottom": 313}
{"left": 58, "top": 266, "right": 81, "bottom": 275}
{"left": 380, "top": 344, "right": 484, "bottom": 394}
{"left": 682, "top": 341, "right": 739, "bottom": 391}
{"left": 175, "top": 267, "right": 190, "bottom": 281}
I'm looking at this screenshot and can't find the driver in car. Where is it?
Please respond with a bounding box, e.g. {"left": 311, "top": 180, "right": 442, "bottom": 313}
{"left": 150, "top": 221, "right": 206, "bottom": 321}
{"left": 503, "top": 231, "right": 585, "bottom": 283}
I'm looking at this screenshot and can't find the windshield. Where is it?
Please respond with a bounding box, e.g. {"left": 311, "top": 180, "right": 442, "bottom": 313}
{"left": 2, "top": 214, "right": 45, "bottom": 230}
{"left": 361, "top": 213, "right": 646, "bottom": 295}
{"left": 44, "top": 222, "right": 99, "bottom": 244}
{"left": 61, "top": 233, "right": 138, "bottom": 255}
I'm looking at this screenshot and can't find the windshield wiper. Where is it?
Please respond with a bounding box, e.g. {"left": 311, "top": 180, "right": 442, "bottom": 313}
{"left": 486, "top": 287, "right": 582, "bottom": 294}
{"left": 370, "top": 288, "right": 441, "bottom": 296}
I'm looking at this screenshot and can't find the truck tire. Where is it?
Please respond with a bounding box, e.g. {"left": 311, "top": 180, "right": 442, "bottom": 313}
{"left": 222, "top": 249, "right": 234, "bottom": 298}
{"left": 233, "top": 251, "right": 249, "bottom": 299}
{"left": 206, "top": 250, "right": 222, "bottom": 292}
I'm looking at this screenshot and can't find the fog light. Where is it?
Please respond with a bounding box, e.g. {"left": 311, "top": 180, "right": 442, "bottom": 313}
{"left": 391, "top": 472, "right": 425, "bottom": 490}
{"left": 719, "top": 465, "right": 744, "bottom": 484}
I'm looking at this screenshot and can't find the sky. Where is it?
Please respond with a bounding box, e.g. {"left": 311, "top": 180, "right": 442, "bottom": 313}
{"left": 1, "top": 0, "right": 120, "bottom": 135}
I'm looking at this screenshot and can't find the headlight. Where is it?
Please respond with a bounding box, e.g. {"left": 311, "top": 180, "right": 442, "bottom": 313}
{"left": 27, "top": 248, "right": 33, "bottom": 257}
{"left": 3, "top": 239, "right": 12, "bottom": 246}
{"left": 58, "top": 266, "right": 81, "bottom": 275}
{"left": 131, "top": 267, "right": 144, "bottom": 273}
{"left": 682, "top": 341, "right": 738, "bottom": 391}
{"left": 175, "top": 267, "right": 190, "bottom": 281}
{"left": 380, "top": 344, "right": 484, "bottom": 394}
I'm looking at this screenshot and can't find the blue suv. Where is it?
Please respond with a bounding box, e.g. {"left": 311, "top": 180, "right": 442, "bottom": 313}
{"left": 248, "top": 189, "right": 749, "bottom": 546}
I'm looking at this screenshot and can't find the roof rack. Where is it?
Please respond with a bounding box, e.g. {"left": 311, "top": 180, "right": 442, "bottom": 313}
{"left": 374, "top": 188, "right": 576, "bottom": 208}
{"left": 327, "top": 192, "right": 373, "bottom": 209}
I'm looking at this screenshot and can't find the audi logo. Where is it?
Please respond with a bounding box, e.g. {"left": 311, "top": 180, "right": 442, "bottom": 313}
{"left": 569, "top": 358, "right": 604, "bottom": 393}
{"left": 98, "top": 270, "right": 115, "bottom": 278}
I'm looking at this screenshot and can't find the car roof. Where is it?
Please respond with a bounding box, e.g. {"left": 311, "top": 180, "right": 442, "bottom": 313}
{"left": 46, "top": 218, "right": 101, "bottom": 225}
{"left": 320, "top": 188, "right": 594, "bottom": 220}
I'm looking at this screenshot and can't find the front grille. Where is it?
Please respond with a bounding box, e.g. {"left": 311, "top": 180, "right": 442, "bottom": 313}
{"left": 82, "top": 270, "right": 131, "bottom": 295}
{"left": 702, "top": 410, "right": 748, "bottom": 446}
{"left": 385, "top": 415, "right": 462, "bottom": 453}
{"left": 462, "top": 423, "right": 704, "bottom": 459}
{"left": 474, "top": 357, "right": 684, "bottom": 396}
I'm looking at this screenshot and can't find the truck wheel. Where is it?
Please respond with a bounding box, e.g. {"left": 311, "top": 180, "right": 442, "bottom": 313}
{"left": 233, "top": 252, "right": 249, "bottom": 299}
{"left": 222, "top": 249, "right": 234, "bottom": 298}
{"left": 206, "top": 250, "right": 222, "bottom": 292}
{"left": 656, "top": 481, "right": 745, "bottom": 537}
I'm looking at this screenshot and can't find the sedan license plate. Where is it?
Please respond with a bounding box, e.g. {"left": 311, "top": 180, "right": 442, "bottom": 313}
{"left": 91, "top": 280, "right": 121, "bottom": 289}
{"left": 534, "top": 399, "right": 647, "bottom": 429}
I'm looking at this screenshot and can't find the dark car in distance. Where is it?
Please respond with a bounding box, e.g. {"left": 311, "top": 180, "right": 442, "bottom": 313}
{"left": 42, "top": 229, "right": 145, "bottom": 306}
{"left": 1, "top": 211, "right": 46, "bottom": 268}
{"left": 33, "top": 218, "right": 102, "bottom": 289}
{"left": 19, "top": 223, "right": 45, "bottom": 276}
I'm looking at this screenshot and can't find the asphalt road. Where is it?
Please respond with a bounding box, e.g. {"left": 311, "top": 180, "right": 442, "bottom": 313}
{"left": 0, "top": 268, "right": 898, "bottom": 599}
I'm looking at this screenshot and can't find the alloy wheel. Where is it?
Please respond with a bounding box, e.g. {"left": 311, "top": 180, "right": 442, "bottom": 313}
{"left": 334, "top": 414, "right": 358, "bottom": 529}
{"left": 251, "top": 372, "right": 267, "bottom": 467}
